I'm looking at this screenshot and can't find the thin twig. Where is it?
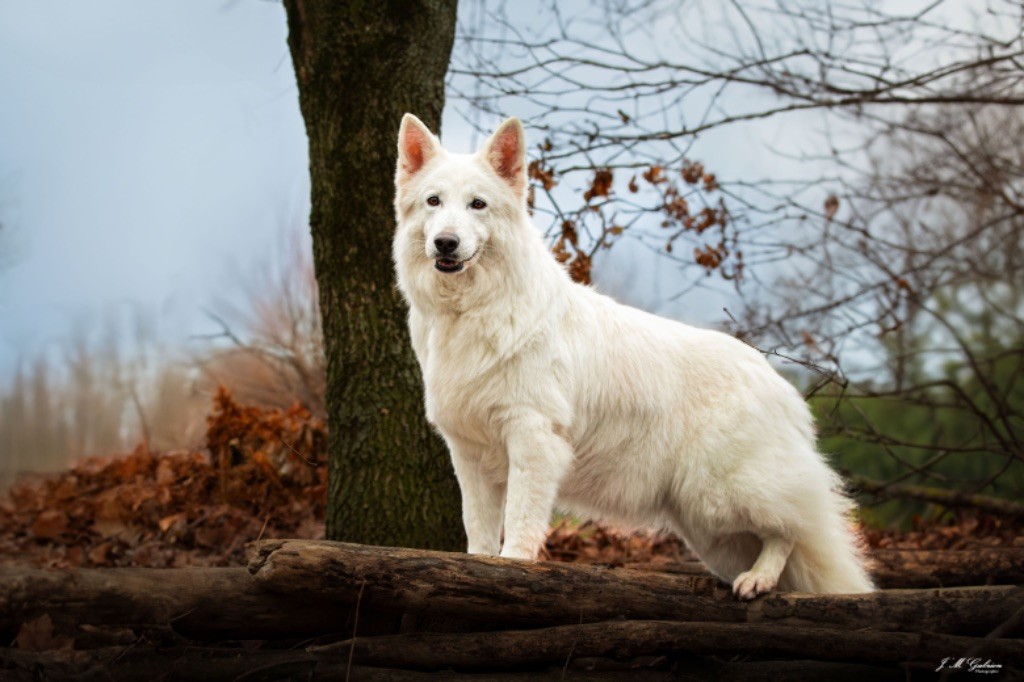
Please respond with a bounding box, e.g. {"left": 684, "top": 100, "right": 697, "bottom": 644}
{"left": 346, "top": 580, "right": 367, "bottom": 682}
{"left": 561, "top": 610, "right": 584, "bottom": 679}
{"left": 256, "top": 514, "right": 271, "bottom": 544}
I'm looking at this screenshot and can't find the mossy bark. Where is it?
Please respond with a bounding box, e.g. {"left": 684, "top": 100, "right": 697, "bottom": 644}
{"left": 282, "top": 0, "right": 463, "bottom": 550}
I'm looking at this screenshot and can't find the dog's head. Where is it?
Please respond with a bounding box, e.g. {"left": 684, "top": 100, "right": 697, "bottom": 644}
{"left": 392, "top": 114, "right": 527, "bottom": 290}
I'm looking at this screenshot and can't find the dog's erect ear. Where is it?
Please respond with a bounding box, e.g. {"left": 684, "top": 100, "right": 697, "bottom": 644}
{"left": 483, "top": 118, "right": 526, "bottom": 195}
{"left": 397, "top": 114, "right": 441, "bottom": 183}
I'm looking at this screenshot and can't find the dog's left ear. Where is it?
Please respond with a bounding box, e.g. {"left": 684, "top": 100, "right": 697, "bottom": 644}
{"left": 483, "top": 118, "right": 526, "bottom": 196}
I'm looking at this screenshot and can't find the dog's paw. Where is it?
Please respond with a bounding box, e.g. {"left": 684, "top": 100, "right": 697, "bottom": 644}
{"left": 466, "top": 546, "right": 500, "bottom": 556}
{"left": 732, "top": 570, "right": 777, "bottom": 600}
{"left": 498, "top": 546, "right": 537, "bottom": 561}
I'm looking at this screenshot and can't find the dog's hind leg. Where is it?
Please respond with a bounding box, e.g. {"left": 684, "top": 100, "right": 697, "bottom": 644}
{"left": 676, "top": 525, "right": 793, "bottom": 599}
{"left": 499, "top": 412, "right": 573, "bottom": 560}
{"left": 732, "top": 534, "right": 794, "bottom": 600}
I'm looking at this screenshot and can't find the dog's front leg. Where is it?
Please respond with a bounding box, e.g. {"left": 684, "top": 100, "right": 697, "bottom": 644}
{"left": 448, "top": 439, "right": 505, "bottom": 556}
{"left": 499, "top": 414, "right": 573, "bottom": 560}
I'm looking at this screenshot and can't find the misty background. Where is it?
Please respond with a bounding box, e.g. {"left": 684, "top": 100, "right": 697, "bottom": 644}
{"left": 0, "top": 1, "right": 308, "bottom": 380}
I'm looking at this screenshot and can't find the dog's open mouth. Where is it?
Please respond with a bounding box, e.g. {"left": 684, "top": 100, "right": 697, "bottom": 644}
{"left": 435, "top": 257, "right": 465, "bottom": 273}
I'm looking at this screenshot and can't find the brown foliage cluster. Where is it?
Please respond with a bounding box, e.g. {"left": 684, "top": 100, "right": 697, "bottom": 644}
{"left": 527, "top": 158, "right": 557, "bottom": 192}
{"left": 545, "top": 514, "right": 1023, "bottom": 571}
{"left": 527, "top": 147, "right": 736, "bottom": 286}
{"left": 864, "top": 513, "right": 1024, "bottom": 551}
{"left": 543, "top": 518, "right": 695, "bottom": 567}
{"left": 0, "top": 388, "right": 327, "bottom": 569}
{"left": 550, "top": 162, "right": 736, "bottom": 285}
{"left": 583, "top": 168, "right": 613, "bottom": 202}
{"left": 552, "top": 219, "right": 593, "bottom": 285}
{"left": 645, "top": 163, "right": 735, "bottom": 277}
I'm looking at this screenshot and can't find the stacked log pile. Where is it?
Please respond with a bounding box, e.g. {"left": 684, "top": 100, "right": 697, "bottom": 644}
{"left": 1, "top": 540, "right": 1021, "bottom": 680}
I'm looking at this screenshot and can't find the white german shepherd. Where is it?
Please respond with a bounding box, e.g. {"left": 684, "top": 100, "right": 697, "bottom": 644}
{"left": 392, "top": 114, "right": 873, "bottom": 598}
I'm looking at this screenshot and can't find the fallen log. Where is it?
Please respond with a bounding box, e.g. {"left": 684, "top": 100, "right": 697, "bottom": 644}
{"left": 312, "top": 619, "right": 1024, "bottom": 670}
{"left": 249, "top": 540, "right": 1024, "bottom": 635}
{"left": 2, "top": 542, "right": 1019, "bottom": 647}
{"left": 248, "top": 539, "right": 734, "bottom": 625}
{"left": 629, "top": 548, "right": 1024, "bottom": 588}
{"left": 0, "top": 645, "right": 914, "bottom": 681}
{"left": 0, "top": 647, "right": 532, "bottom": 682}
{"left": 870, "top": 548, "right": 1024, "bottom": 588}
{"left": 0, "top": 566, "right": 365, "bottom": 641}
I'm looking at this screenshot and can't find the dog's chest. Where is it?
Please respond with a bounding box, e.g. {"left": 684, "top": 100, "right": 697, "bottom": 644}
{"left": 422, "top": 326, "right": 515, "bottom": 445}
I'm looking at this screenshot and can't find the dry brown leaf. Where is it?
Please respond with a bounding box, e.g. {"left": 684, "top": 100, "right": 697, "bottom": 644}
{"left": 824, "top": 195, "right": 839, "bottom": 220}
{"left": 16, "top": 614, "right": 74, "bottom": 652}
{"left": 30, "top": 510, "right": 68, "bottom": 540}
{"left": 583, "top": 169, "right": 613, "bottom": 202}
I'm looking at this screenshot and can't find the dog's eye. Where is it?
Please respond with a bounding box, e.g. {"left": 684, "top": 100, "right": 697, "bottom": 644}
{"left": 426, "top": 195, "right": 441, "bottom": 207}
{"left": 470, "top": 198, "right": 487, "bottom": 210}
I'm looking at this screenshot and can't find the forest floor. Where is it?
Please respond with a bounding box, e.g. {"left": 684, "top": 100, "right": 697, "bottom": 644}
{"left": 2, "top": 388, "right": 1021, "bottom": 572}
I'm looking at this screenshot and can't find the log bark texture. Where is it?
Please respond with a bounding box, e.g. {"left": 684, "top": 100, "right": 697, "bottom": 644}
{"left": 633, "top": 548, "right": 1024, "bottom": 588}
{"left": 3, "top": 543, "right": 1022, "bottom": 680}
{"left": 249, "top": 540, "right": 1024, "bottom": 635}
{"left": 0, "top": 566, "right": 363, "bottom": 641}
{"left": 0, "top": 647, "right": 907, "bottom": 682}
{"left": 312, "top": 619, "right": 1024, "bottom": 670}
{"left": 870, "top": 547, "right": 1024, "bottom": 588}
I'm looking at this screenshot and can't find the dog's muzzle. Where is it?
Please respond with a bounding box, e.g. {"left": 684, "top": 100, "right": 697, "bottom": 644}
{"left": 433, "top": 232, "right": 468, "bottom": 273}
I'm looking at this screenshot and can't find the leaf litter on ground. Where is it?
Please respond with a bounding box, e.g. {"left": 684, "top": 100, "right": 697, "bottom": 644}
{"left": 1, "top": 387, "right": 1020, "bottom": 570}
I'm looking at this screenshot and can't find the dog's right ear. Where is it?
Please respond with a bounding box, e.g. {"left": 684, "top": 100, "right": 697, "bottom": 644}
{"left": 397, "top": 114, "right": 441, "bottom": 185}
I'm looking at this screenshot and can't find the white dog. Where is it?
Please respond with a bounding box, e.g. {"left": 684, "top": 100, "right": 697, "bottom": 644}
{"left": 392, "top": 114, "right": 874, "bottom": 598}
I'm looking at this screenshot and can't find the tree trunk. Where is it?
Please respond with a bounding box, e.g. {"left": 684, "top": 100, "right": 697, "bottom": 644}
{"left": 282, "top": 0, "right": 464, "bottom": 549}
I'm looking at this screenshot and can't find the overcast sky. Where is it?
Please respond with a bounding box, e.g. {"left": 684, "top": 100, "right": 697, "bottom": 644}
{"left": 0, "top": 1, "right": 311, "bottom": 381}
{"left": 0, "top": 0, "right": 832, "bottom": 385}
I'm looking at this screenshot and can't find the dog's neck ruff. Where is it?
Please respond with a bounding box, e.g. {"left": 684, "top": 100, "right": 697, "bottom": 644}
{"left": 405, "top": 245, "right": 571, "bottom": 372}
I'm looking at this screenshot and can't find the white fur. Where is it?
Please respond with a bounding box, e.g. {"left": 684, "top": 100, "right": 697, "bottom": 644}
{"left": 392, "top": 114, "right": 874, "bottom": 597}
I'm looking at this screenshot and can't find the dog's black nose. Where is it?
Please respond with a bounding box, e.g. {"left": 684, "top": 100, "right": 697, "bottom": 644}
{"left": 434, "top": 233, "right": 460, "bottom": 256}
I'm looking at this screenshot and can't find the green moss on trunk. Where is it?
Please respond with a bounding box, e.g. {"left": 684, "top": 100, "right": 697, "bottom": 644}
{"left": 282, "top": 0, "right": 463, "bottom": 550}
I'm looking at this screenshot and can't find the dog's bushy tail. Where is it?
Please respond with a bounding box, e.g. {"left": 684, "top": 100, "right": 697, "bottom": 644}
{"left": 780, "top": 473, "right": 875, "bottom": 594}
